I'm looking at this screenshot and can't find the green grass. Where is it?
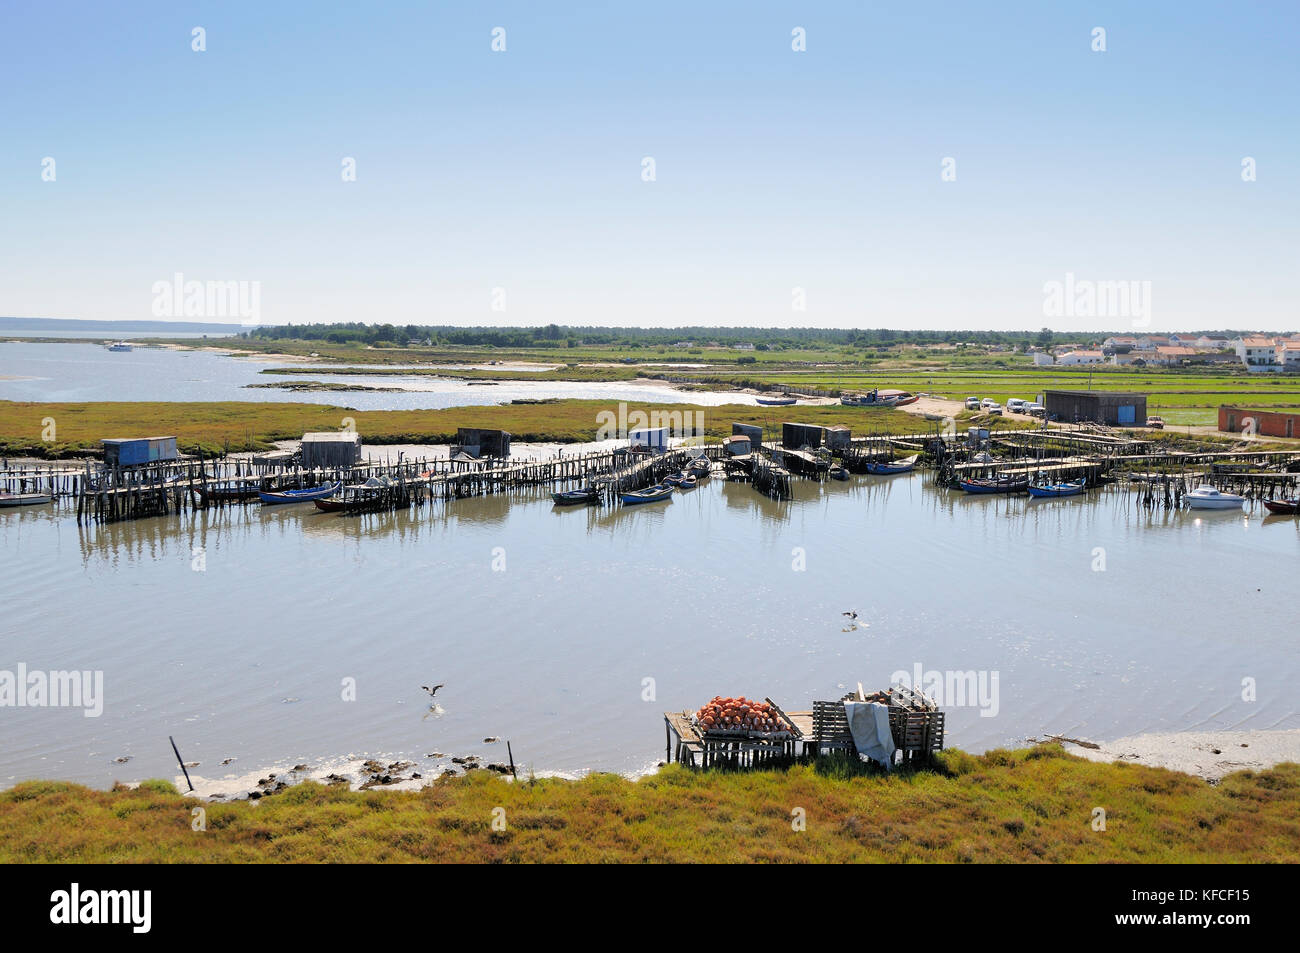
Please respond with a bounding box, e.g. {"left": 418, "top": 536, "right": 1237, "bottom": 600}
{"left": 0, "top": 399, "right": 953, "bottom": 458}
{"left": 2, "top": 747, "right": 1296, "bottom": 862}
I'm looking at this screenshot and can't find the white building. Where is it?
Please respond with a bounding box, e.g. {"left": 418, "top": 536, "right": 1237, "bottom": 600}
{"left": 1056, "top": 350, "right": 1106, "bottom": 366}
{"left": 1235, "top": 336, "right": 1278, "bottom": 367}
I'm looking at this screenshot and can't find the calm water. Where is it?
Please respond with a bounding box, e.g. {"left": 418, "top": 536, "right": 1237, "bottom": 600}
{"left": 0, "top": 342, "right": 751, "bottom": 409}
{"left": 2, "top": 477, "right": 1297, "bottom": 788}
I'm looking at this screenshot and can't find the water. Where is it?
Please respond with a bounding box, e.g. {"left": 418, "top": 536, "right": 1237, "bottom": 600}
{"left": 2, "top": 478, "right": 1296, "bottom": 789}
{"left": 0, "top": 342, "right": 753, "bottom": 409}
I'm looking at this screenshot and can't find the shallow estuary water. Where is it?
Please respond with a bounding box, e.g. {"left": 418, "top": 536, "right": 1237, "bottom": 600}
{"left": 2, "top": 475, "right": 1297, "bottom": 789}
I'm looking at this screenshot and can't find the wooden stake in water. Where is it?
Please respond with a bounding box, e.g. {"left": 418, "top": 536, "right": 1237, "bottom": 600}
{"left": 506, "top": 741, "right": 517, "bottom": 780}
{"left": 169, "top": 735, "right": 194, "bottom": 792}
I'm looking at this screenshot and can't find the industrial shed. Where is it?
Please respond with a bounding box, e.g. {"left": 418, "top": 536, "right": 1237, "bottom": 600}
{"left": 102, "top": 436, "right": 178, "bottom": 467}
{"left": 1043, "top": 390, "right": 1147, "bottom": 426}
{"left": 823, "top": 425, "right": 851, "bottom": 450}
{"left": 300, "top": 432, "right": 363, "bottom": 468}
{"left": 452, "top": 428, "right": 511, "bottom": 459}
{"left": 782, "top": 422, "right": 823, "bottom": 450}
{"left": 628, "top": 427, "right": 669, "bottom": 452}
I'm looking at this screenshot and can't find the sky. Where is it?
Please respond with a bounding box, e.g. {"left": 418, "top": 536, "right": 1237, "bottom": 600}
{"left": 1, "top": 1, "right": 1297, "bottom": 332}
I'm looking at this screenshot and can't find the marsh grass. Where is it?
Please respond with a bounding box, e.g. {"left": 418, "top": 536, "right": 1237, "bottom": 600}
{"left": 2, "top": 747, "right": 1296, "bottom": 863}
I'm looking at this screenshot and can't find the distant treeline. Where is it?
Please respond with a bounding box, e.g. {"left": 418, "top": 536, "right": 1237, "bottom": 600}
{"left": 245, "top": 323, "right": 1097, "bottom": 349}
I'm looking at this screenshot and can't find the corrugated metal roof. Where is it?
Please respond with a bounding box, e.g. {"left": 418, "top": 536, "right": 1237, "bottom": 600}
{"left": 300, "top": 432, "right": 362, "bottom": 443}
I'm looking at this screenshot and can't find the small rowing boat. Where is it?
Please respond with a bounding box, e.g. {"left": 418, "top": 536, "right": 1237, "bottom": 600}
{"left": 662, "top": 471, "right": 688, "bottom": 486}
{"left": 756, "top": 396, "right": 797, "bottom": 406}
{"left": 552, "top": 487, "right": 601, "bottom": 505}
{"left": 829, "top": 465, "right": 849, "bottom": 481}
{"left": 0, "top": 492, "right": 52, "bottom": 507}
{"left": 959, "top": 476, "right": 1029, "bottom": 494}
{"left": 677, "top": 475, "right": 698, "bottom": 490}
{"left": 1027, "top": 478, "right": 1087, "bottom": 498}
{"left": 689, "top": 457, "right": 711, "bottom": 477}
{"left": 866, "top": 455, "right": 918, "bottom": 475}
{"left": 1184, "top": 485, "right": 1245, "bottom": 510}
{"left": 1263, "top": 498, "right": 1300, "bottom": 515}
{"left": 258, "top": 482, "right": 340, "bottom": 505}
{"left": 191, "top": 484, "right": 260, "bottom": 505}
{"left": 621, "top": 484, "right": 674, "bottom": 505}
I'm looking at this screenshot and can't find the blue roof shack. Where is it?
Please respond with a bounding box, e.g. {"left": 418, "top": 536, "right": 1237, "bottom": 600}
{"left": 102, "top": 436, "right": 179, "bottom": 468}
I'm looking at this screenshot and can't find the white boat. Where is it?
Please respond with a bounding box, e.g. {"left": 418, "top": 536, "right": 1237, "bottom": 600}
{"left": 0, "top": 492, "right": 52, "bottom": 507}
{"left": 1185, "top": 485, "right": 1245, "bottom": 510}
{"left": 107, "top": 341, "right": 133, "bottom": 352}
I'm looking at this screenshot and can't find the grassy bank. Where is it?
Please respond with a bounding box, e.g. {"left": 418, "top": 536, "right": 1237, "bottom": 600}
{"left": 0, "top": 399, "right": 949, "bottom": 458}
{"left": 2, "top": 747, "right": 1297, "bottom": 862}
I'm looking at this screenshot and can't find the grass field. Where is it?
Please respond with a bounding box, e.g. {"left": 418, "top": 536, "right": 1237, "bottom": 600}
{"left": 0, "top": 399, "right": 961, "bottom": 458}
{"left": 2, "top": 746, "right": 1296, "bottom": 863}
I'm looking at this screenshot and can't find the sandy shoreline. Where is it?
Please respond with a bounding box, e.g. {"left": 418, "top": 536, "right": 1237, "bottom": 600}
{"left": 1060, "top": 728, "right": 1300, "bottom": 782}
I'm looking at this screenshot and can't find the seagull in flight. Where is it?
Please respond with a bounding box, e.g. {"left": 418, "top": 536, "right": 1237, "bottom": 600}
{"left": 842, "top": 610, "right": 858, "bottom": 620}
{"left": 421, "top": 684, "right": 444, "bottom": 697}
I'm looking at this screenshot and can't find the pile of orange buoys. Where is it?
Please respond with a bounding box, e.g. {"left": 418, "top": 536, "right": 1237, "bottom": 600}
{"left": 693, "top": 695, "right": 787, "bottom": 735}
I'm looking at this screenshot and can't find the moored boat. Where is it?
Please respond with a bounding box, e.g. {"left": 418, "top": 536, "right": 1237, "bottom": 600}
{"left": 866, "top": 455, "right": 918, "bottom": 475}
{"left": 1262, "top": 498, "right": 1300, "bottom": 515}
{"left": 662, "top": 471, "right": 687, "bottom": 486}
{"left": 258, "top": 482, "right": 340, "bottom": 505}
{"left": 756, "top": 396, "right": 797, "bottom": 406}
{"left": 829, "top": 465, "right": 849, "bottom": 481}
{"left": 620, "top": 483, "right": 674, "bottom": 505}
{"left": 1184, "top": 485, "right": 1245, "bottom": 510}
{"left": 958, "top": 476, "right": 1029, "bottom": 494}
{"left": 1027, "top": 478, "right": 1087, "bottom": 498}
{"left": 0, "top": 492, "right": 52, "bottom": 507}
{"left": 192, "top": 484, "right": 260, "bottom": 505}
{"left": 106, "top": 341, "right": 133, "bottom": 352}
{"left": 689, "top": 457, "right": 711, "bottom": 477}
{"left": 552, "top": 487, "right": 601, "bottom": 505}
{"left": 677, "top": 475, "right": 698, "bottom": 490}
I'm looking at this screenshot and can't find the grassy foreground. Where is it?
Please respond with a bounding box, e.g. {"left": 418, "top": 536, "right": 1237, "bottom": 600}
{"left": 3, "top": 747, "right": 1298, "bottom": 863}
{"left": 0, "top": 399, "right": 958, "bottom": 458}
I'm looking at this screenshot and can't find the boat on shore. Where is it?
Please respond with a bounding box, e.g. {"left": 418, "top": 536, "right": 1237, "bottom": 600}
{"left": 1185, "top": 485, "right": 1245, "bottom": 510}
{"left": 552, "top": 487, "right": 601, "bottom": 506}
{"left": 866, "top": 455, "right": 918, "bottom": 475}
{"left": 756, "top": 396, "right": 797, "bottom": 406}
{"left": 620, "top": 484, "right": 674, "bottom": 505}
{"left": 258, "top": 482, "right": 340, "bottom": 505}
{"left": 1027, "top": 478, "right": 1087, "bottom": 498}
{"left": 0, "top": 492, "right": 52, "bottom": 507}
{"left": 1262, "top": 498, "right": 1300, "bottom": 515}
{"left": 959, "top": 476, "right": 1029, "bottom": 494}
{"left": 841, "top": 388, "right": 918, "bottom": 407}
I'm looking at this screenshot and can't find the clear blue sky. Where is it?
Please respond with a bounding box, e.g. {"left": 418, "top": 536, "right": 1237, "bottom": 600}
{"left": 2, "top": 1, "right": 1296, "bottom": 330}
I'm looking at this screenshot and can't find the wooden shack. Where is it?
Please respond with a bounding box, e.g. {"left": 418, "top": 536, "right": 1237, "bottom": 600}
{"left": 782, "top": 422, "right": 823, "bottom": 450}
{"left": 452, "top": 428, "right": 511, "bottom": 459}
{"left": 1044, "top": 390, "right": 1147, "bottom": 426}
{"left": 300, "top": 432, "right": 363, "bottom": 468}
{"left": 723, "top": 434, "right": 751, "bottom": 456}
{"left": 823, "top": 425, "right": 851, "bottom": 450}
{"left": 731, "top": 422, "right": 764, "bottom": 449}
{"left": 102, "top": 436, "right": 178, "bottom": 467}
{"left": 628, "top": 426, "right": 669, "bottom": 452}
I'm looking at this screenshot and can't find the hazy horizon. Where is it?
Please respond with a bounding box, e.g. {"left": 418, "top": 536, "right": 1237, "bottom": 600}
{"left": 3, "top": 1, "right": 1297, "bottom": 331}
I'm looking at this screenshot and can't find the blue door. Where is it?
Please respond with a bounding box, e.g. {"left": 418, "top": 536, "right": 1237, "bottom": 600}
{"left": 1117, "top": 405, "right": 1136, "bottom": 424}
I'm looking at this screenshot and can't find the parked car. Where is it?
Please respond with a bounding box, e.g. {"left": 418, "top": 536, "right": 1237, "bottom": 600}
{"left": 1006, "top": 398, "right": 1028, "bottom": 413}
{"left": 980, "top": 398, "right": 997, "bottom": 409}
{"left": 1146, "top": 415, "right": 1165, "bottom": 429}
{"left": 985, "top": 402, "right": 1003, "bottom": 414}
{"left": 1026, "top": 403, "right": 1047, "bottom": 417}
{"left": 964, "top": 396, "right": 981, "bottom": 410}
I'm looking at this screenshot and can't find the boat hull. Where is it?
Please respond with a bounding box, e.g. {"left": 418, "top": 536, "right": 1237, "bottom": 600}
{"left": 258, "top": 482, "right": 341, "bottom": 505}
{"left": 1263, "top": 499, "right": 1300, "bottom": 515}
{"left": 620, "top": 484, "right": 674, "bottom": 505}
{"left": 959, "top": 478, "right": 1029, "bottom": 494}
{"left": 552, "top": 489, "right": 600, "bottom": 505}
{"left": 0, "top": 493, "right": 52, "bottom": 507}
{"left": 1027, "top": 481, "right": 1086, "bottom": 498}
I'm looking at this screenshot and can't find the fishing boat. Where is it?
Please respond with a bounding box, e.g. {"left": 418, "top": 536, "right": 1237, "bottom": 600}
{"left": 258, "top": 482, "right": 340, "bottom": 505}
{"left": 756, "top": 396, "right": 797, "bottom": 406}
{"left": 552, "top": 487, "right": 601, "bottom": 505}
{"left": 662, "top": 471, "right": 687, "bottom": 486}
{"left": 958, "top": 475, "right": 1030, "bottom": 494}
{"left": 1262, "top": 498, "right": 1300, "bottom": 515}
{"left": 1027, "top": 478, "right": 1087, "bottom": 498}
{"left": 829, "top": 465, "right": 849, "bottom": 481}
{"left": 0, "top": 492, "right": 52, "bottom": 507}
{"left": 677, "top": 475, "right": 698, "bottom": 490}
{"left": 841, "top": 388, "right": 918, "bottom": 407}
{"left": 620, "top": 483, "right": 674, "bottom": 505}
{"left": 106, "top": 341, "right": 133, "bottom": 352}
{"left": 191, "top": 484, "right": 260, "bottom": 505}
{"left": 866, "top": 455, "right": 918, "bottom": 475}
{"left": 689, "top": 457, "right": 711, "bottom": 477}
{"left": 1184, "top": 485, "right": 1245, "bottom": 510}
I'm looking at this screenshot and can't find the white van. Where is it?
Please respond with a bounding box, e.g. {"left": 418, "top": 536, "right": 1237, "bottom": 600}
{"left": 1007, "top": 398, "right": 1027, "bottom": 413}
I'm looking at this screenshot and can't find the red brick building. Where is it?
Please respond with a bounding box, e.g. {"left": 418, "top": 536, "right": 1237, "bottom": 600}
{"left": 1219, "top": 406, "right": 1300, "bottom": 438}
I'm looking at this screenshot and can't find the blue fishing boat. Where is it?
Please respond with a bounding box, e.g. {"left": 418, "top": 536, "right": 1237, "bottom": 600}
{"left": 620, "top": 483, "right": 674, "bottom": 505}
{"left": 1027, "top": 478, "right": 1087, "bottom": 498}
{"left": 689, "top": 457, "right": 711, "bottom": 477}
{"left": 662, "top": 471, "right": 688, "bottom": 486}
{"left": 552, "top": 487, "right": 601, "bottom": 505}
{"left": 756, "top": 396, "right": 797, "bottom": 406}
{"left": 866, "top": 454, "right": 918, "bottom": 475}
{"left": 258, "top": 482, "right": 340, "bottom": 505}
{"left": 677, "top": 475, "right": 698, "bottom": 490}
{"left": 958, "top": 476, "right": 1029, "bottom": 494}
